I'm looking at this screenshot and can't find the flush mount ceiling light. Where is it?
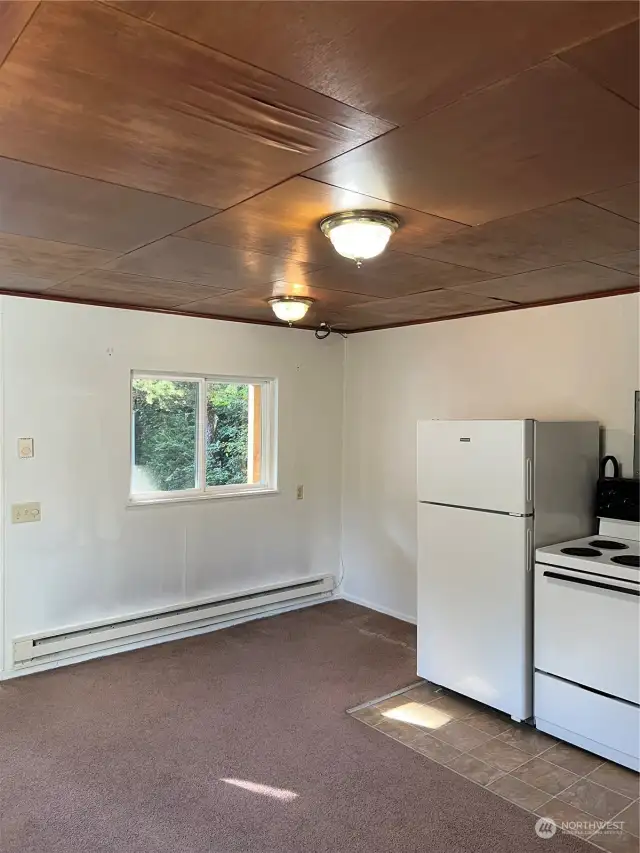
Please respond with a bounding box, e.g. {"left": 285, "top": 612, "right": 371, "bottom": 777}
{"left": 268, "top": 295, "right": 315, "bottom": 324}
{"left": 319, "top": 210, "right": 400, "bottom": 265}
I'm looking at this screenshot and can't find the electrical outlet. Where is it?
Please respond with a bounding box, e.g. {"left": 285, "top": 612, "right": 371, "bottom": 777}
{"left": 296, "top": 485, "right": 304, "bottom": 500}
{"left": 12, "top": 503, "right": 41, "bottom": 524}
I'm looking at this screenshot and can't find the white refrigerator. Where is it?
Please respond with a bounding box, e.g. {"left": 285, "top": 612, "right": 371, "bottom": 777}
{"left": 417, "top": 419, "right": 599, "bottom": 721}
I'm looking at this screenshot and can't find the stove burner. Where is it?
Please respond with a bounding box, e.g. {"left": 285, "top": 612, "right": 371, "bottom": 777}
{"left": 589, "top": 539, "right": 629, "bottom": 550}
{"left": 611, "top": 555, "right": 640, "bottom": 568}
{"left": 561, "top": 547, "right": 602, "bottom": 557}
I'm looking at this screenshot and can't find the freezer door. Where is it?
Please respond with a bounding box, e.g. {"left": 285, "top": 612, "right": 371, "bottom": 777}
{"left": 417, "top": 502, "right": 533, "bottom": 719}
{"left": 417, "top": 419, "right": 533, "bottom": 514}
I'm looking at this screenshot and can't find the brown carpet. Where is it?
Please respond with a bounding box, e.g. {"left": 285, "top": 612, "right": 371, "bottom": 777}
{"left": 0, "top": 600, "right": 589, "bottom": 853}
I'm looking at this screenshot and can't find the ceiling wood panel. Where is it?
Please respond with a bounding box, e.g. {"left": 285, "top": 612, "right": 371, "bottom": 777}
{"left": 179, "top": 176, "right": 467, "bottom": 265}
{"left": 0, "top": 1, "right": 38, "bottom": 66}
{"left": 560, "top": 20, "right": 639, "bottom": 107}
{"left": 581, "top": 183, "right": 639, "bottom": 222}
{"left": 0, "top": 157, "right": 215, "bottom": 252}
{"left": 592, "top": 250, "right": 639, "bottom": 277}
{"left": 47, "top": 270, "right": 230, "bottom": 308}
{"left": 305, "top": 59, "right": 639, "bottom": 225}
{"left": 110, "top": 1, "right": 639, "bottom": 124}
{"left": 413, "top": 200, "right": 640, "bottom": 275}
{"left": 0, "top": 2, "right": 391, "bottom": 209}
{"left": 0, "top": 232, "right": 115, "bottom": 292}
{"left": 0, "top": 1, "right": 635, "bottom": 331}
{"left": 108, "top": 236, "right": 321, "bottom": 290}
{"left": 329, "top": 289, "right": 514, "bottom": 330}
{"left": 450, "top": 261, "right": 637, "bottom": 304}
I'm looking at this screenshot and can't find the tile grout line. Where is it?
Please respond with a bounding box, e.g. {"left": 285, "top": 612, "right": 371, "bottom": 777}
{"left": 349, "top": 683, "right": 638, "bottom": 850}
{"left": 586, "top": 796, "right": 640, "bottom": 843}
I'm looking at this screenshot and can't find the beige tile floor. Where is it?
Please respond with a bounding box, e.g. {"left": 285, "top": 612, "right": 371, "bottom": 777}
{"left": 348, "top": 682, "right": 640, "bottom": 853}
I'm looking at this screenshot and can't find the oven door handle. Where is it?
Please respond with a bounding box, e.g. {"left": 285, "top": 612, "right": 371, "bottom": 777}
{"left": 543, "top": 571, "right": 640, "bottom": 597}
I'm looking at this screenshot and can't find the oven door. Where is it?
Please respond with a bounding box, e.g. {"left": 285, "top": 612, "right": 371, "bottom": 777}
{"left": 534, "top": 562, "right": 639, "bottom": 704}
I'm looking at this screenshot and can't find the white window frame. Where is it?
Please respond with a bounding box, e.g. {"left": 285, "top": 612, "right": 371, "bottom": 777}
{"left": 129, "top": 371, "right": 278, "bottom": 506}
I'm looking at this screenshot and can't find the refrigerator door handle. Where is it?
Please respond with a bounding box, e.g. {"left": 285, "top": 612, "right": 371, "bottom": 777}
{"left": 526, "top": 526, "right": 533, "bottom": 572}
{"left": 525, "top": 457, "right": 533, "bottom": 505}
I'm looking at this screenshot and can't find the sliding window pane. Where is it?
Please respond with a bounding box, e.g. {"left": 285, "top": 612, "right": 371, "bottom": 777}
{"left": 131, "top": 379, "right": 198, "bottom": 493}
{"left": 206, "top": 382, "right": 261, "bottom": 487}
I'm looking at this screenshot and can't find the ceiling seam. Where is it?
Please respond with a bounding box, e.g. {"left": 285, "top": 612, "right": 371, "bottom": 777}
{"left": 576, "top": 197, "right": 640, "bottom": 226}
{"left": 581, "top": 260, "right": 639, "bottom": 276}
{"left": 401, "top": 257, "right": 639, "bottom": 284}
{"left": 300, "top": 175, "right": 470, "bottom": 227}
{"left": 0, "top": 152, "right": 220, "bottom": 212}
{"left": 0, "top": 0, "right": 40, "bottom": 71}
{"left": 551, "top": 14, "right": 640, "bottom": 55}
{"left": 555, "top": 55, "right": 640, "bottom": 112}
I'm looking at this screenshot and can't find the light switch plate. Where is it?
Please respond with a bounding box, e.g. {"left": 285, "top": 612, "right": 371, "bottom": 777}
{"left": 296, "top": 485, "right": 304, "bottom": 500}
{"left": 12, "top": 503, "right": 41, "bottom": 524}
{"left": 18, "top": 438, "right": 34, "bottom": 458}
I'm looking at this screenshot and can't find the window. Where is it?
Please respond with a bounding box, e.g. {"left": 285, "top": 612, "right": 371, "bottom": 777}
{"left": 130, "top": 373, "right": 276, "bottom": 503}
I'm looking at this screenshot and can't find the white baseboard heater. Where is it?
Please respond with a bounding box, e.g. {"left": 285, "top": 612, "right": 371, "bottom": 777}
{"left": 13, "top": 574, "right": 334, "bottom": 667}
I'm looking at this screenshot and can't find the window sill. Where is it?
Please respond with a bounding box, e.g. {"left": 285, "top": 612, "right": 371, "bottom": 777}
{"left": 127, "top": 488, "right": 280, "bottom": 508}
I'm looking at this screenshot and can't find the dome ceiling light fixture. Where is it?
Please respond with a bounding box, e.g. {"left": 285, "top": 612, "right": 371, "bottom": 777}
{"left": 268, "top": 295, "right": 315, "bottom": 324}
{"left": 319, "top": 210, "right": 400, "bottom": 266}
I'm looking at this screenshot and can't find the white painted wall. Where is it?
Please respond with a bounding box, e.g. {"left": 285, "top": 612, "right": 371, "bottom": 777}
{"left": 2, "top": 291, "right": 637, "bottom": 669}
{"left": 342, "top": 294, "right": 639, "bottom": 623}
{"left": 0, "top": 296, "right": 344, "bottom": 673}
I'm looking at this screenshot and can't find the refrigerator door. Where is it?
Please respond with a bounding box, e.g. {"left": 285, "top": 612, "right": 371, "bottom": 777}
{"left": 417, "top": 502, "right": 533, "bottom": 719}
{"left": 417, "top": 419, "right": 533, "bottom": 515}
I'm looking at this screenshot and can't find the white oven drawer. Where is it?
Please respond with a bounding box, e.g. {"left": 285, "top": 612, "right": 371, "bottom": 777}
{"left": 535, "top": 562, "right": 639, "bottom": 704}
{"left": 535, "top": 672, "right": 639, "bottom": 770}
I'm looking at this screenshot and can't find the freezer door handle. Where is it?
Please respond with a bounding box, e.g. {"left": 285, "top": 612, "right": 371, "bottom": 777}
{"left": 526, "top": 527, "right": 533, "bottom": 572}
{"left": 542, "top": 571, "right": 640, "bottom": 597}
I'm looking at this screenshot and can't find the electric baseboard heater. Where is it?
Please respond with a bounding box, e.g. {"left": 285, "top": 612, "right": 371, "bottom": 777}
{"left": 13, "top": 575, "right": 334, "bottom": 667}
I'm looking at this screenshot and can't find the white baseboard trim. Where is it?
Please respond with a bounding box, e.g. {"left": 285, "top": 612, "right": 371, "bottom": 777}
{"left": 338, "top": 591, "right": 417, "bottom": 625}
{"left": 0, "top": 593, "right": 333, "bottom": 681}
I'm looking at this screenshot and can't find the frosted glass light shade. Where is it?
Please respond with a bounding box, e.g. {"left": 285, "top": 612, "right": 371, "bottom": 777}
{"left": 320, "top": 211, "right": 400, "bottom": 262}
{"left": 268, "top": 296, "right": 314, "bottom": 323}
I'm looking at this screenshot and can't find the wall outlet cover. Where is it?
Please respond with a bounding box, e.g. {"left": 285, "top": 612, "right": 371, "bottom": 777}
{"left": 12, "top": 503, "right": 41, "bottom": 524}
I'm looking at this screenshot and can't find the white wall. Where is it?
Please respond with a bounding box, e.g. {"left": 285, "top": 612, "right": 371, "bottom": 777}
{"left": 0, "top": 297, "right": 344, "bottom": 672}
{"left": 2, "top": 291, "right": 637, "bottom": 668}
{"left": 342, "top": 294, "right": 639, "bottom": 622}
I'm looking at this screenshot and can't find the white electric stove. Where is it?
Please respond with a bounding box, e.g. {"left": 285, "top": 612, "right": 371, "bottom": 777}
{"left": 537, "top": 524, "right": 640, "bottom": 583}
{"left": 534, "top": 495, "right": 639, "bottom": 771}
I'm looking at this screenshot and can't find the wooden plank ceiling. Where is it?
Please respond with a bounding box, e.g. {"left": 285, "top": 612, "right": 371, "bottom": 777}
{"left": 0, "top": 1, "right": 637, "bottom": 332}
